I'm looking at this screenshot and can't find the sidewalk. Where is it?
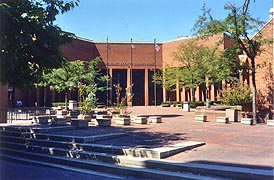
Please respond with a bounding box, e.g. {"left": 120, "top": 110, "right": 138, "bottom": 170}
{"left": 3, "top": 106, "right": 274, "bottom": 169}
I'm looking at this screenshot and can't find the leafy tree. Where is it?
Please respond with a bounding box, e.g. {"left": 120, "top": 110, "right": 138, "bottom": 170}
{"left": 203, "top": 46, "right": 239, "bottom": 98}
{"left": 0, "top": 0, "right": 79, "bottom": 89}
{"left": 173, "top": 40, "right": 207, "bottom": 102}
{"left": 78, "top": 57, "right": 108, "bottom": 113}
{"left": 153, "top": 67, "right": 178, "bottom": 101}
{"left": 44, "top": 60, "right": 85, "bottom": 109}
{"left": 193, "top": 0, "right": 266, "bottom": 123}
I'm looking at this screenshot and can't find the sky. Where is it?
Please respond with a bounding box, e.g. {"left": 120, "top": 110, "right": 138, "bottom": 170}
{"left": 56, "top": 0, "right": 273, "bottom": 42}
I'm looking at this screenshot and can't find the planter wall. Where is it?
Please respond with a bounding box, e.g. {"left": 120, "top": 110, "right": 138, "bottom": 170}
{"left": 225, "top": 109, "right": 238, "bottom": 122}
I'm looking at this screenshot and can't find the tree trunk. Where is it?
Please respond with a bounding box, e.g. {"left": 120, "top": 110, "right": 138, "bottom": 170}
{"left": 65, "top": 91, "right": 68, "bottom": 110}
{"left": 191, "top": 87, "right": 195, "bottom": 102}
{"left": 251, "top": 57, "right": 257, "bottom": 124}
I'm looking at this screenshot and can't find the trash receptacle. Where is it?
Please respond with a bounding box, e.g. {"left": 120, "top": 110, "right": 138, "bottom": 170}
{"left": 183, "top": 101, "right": 190, "bottom": 112}
{"left": 206, "top": 99, "right": 212, "bottom": 108}
{"left": 69, "top": 100, "right": 77, "bottom": 110}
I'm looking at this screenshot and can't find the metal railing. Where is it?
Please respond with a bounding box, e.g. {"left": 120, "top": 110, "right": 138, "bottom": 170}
{"left": 7, "top": 107, "right": 48, "bottom": 123}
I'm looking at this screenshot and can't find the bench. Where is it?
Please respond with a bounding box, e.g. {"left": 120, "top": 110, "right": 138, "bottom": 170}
{"left": 149, "top": 116, "right": 162, "bottom": 123}
{"left": 195, "top": 115, "right": 207, "bottom": 122}
{"left": 241, "top": 118, "right": 253, "bottom": 125}
{"left": 216, "top": 116, "right": 229, "bottom": 124}
{"left": 132, "top": 116, "right": 148, "bottom": 124}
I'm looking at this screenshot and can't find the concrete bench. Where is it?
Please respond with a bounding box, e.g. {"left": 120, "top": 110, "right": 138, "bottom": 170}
{"left": 267, "top": 120, "right": 274, "bottom": 126}
{"left": 195, "top": 115, "right": 207, "bottom": 122}
{"left": 51, "top": 118, "right": 67, "bottom": 126}
{"left": 241, "top": 118, "right": 253, "bottom": 125}
{"left": 32, "top": 116, "right": 49, "bottom": 124}
{"left": 149, "top": 116, "right": 162, "bottom": 123}
{"left": 216, "top": 116, "right": 229, "bottom": 124}
{"left": 95, "top": 115, "right": 112, "bottom": 126}
{"left": 71, "top": 119, "right": 89, "bottom": 128}
{"left": 132, "top": 116, "right": 148, "bottom": 124}
{"left": 114, "top": 116, "right": 131, "bottom": 125}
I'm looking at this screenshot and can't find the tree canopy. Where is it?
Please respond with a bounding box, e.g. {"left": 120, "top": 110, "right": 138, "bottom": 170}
{"left": 0, "top": 0, "right": 79, "bottom": 89}
{"left": 193, "top": 0, "right": 266, "bottom": 123}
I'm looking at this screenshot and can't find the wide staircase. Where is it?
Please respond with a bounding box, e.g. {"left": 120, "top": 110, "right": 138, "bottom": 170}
{"left": 0, "top": 126, "right": 273, "bottom": 180}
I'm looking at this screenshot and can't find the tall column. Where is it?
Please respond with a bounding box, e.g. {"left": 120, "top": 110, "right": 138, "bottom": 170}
{"left": 144, "top": 68, "right": 149, "bottom": 106}
{"left": 181, "top": 88, "right": 186, "bottom": 101}
{"left": 210, "top": 84, "right": 216, "bottom": 101}
{"left": 176, "top": 79, "right": 180, "bottom": 102}
{"left": 109, "top": 68, "right": 113, "bottom": 102}
{"left": 163, "top": 87, "right": 167, "bottom": 102}
{"left": 196, "top": 87, "right": 201, "bottom": 101}
{"left": 162, "top": 67, "right": 166, "bottom": 102}
{"left": 127, "top": 68, "right": 131, "bottom": 89}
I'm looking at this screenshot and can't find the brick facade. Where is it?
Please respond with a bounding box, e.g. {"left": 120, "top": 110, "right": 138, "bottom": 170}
{"left": 1, "top": 19, "right": 272, "bottom": 111}
{"left": 253, "top": 19, "right": 273, "bottom": 110}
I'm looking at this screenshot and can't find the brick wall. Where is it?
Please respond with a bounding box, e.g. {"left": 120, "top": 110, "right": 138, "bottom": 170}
{"left": 253, "top": 19, "right": 273, "bottom": 109}
{"left": 61, "top": 40, "right": 162, "bottom": 70}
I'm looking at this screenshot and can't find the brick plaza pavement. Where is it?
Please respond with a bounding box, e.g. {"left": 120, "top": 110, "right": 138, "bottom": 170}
{"left": 127, "top": 106, "right": 274, "bottom": 168}
{"left": 3, "top": 106, "right": 274, "bottom": 169}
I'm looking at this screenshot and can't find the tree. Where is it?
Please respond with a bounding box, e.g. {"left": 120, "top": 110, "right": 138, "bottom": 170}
{"left": 203, "top": 46, "right": 239, "bottom": 98}
{"left": 173, "top": 40, "right": 207, "bottom": 102}
{"left": 44, "top": 60, "right": 85, "bottom": 109}
{"left": 79, "top": 57, "right": 108, "bottom": 112}
{"left": 0, "top": 0, "right": 79, "bottom": 89}
{"left": 193, "top": 0, "right": 265, "bottom": 124}
{"left": 153, "top": 67, "right": 178, "bottom": 101}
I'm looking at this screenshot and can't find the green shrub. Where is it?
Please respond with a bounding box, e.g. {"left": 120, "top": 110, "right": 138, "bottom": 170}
{"left": 190, "top": 101, "right": 205, "bottom": 108}
{"left": 221, "top": 85, "right": 252, "bottom": 106}
{"left": 51, "top": 102, "right": 65, "bottom": 107}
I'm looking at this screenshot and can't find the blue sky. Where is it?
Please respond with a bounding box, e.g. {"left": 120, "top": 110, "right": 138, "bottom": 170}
{"left": 56, "top": 0, "right": 273, "bottom": 42}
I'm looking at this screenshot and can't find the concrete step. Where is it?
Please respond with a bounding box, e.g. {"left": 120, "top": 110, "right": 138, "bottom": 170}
{"left": 0, "top": 154, "right": 124, "bottom": 180}
{"left": 117, "top": 156, "right": 274, "bottom": 180}
{"left": 0, "top": 141, "right": 119, "bottom": 164}
{"left": 0, "top": 125, "right": 76, "bottom": 133}
{"left": 0, "top": 147, "right": 226, "bottom": 180}
{"left": 0, "top": 130, "right": 127, "bottom": 143}
{"left": 0, "top": 134, "right": 205, "bottom": 159}
{"left": 1, "top": 140, "right": 272, "bottom": 180}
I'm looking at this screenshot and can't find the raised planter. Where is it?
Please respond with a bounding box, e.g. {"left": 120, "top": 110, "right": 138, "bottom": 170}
{"left": 71, "top": 120, "right": 89, "bottom": 128}
{"left": 95, "top": 115, "right": 112, "bottom": 126}
{"left": 226, "top": 109, "right": 238, "bottom": 122}
{"left": 78, "top": 114, "right": 91, "bottom": 121}
{"left": 149, "top": 116, "right": 162, "bottom": 123}
{"left": 69, "top": 110, "right": 80, "bottom": 118}
{"left": 114, "top": 116, "right": 131, "bottom": 125}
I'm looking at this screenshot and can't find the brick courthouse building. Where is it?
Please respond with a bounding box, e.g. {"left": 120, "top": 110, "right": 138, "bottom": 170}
{"left": 0, "top": 17, "right": 273, "bottom": 118}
